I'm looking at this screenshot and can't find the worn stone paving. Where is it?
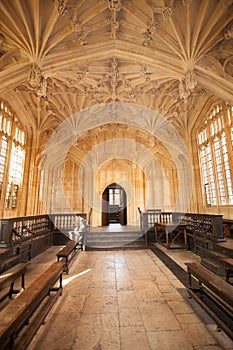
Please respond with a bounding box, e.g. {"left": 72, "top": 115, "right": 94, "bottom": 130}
{"left": 26, "top": 247, "right": 233, "bottom": 350}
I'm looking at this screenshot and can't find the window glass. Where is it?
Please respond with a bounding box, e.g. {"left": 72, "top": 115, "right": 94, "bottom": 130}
{"left": 198, "top": 103, "right": 233, "bottom": 206}
{"left": 0, "top": 100, "right": 25, "bottom": 209}
{"left": 109, "top": 188, "right": 121, "bottom": 205}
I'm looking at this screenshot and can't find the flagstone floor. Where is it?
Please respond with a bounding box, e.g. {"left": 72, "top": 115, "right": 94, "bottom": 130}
{"left": 25, "top": 244, "right": 233, "bottom": 350}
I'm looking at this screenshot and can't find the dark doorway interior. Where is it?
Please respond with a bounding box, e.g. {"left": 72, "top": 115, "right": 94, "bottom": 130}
{"left": 102, "top": 183, "right": 127, "bottom": 226}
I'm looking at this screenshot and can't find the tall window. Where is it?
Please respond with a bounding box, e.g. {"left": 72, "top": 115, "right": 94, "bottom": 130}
{"left": 0, "top": 136, "right": 7, "bottom": 197}
{"left": 198, "top": 103, "right": 233, "bottom": 205}
{"left": 0, "top": 100, "right": 25, "bottom": 209}
{"left": 109, "top": 188, "right": 121, "bottom": 205}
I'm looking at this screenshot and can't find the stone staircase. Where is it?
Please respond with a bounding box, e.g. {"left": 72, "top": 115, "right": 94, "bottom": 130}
{"left": 86, "top": 230, "right": 146, "bottom": 250}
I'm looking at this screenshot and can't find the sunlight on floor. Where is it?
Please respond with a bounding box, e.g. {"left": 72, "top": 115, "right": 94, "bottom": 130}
{"left": 62, "top": 268, "right": 92, "bottom": 287}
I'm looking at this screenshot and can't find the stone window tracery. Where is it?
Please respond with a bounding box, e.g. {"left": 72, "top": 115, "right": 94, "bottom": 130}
{"left": 0, "top": 100, "right": 25, "bottom": 209}
{"left": 198, "top": 103, "right": 233, "bottom": 206}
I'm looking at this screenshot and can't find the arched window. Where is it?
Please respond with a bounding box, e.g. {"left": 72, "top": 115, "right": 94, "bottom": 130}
{"left": 0, "top": 100, "right": 26, "bottom": 209}
{"left": 198, "top": 104, "right": 233, "bottom": 206}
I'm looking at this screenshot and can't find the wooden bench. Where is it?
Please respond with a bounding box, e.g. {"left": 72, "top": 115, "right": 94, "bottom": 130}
{"left": 0, "top": 262, "right": 28, "bottom": 303}
{"left": 221, "top": 258, "right": 233, "bottom": 284}
{"left": 57, "top": 239, "right": 82, "bottom": 274}
{"left": 0, "top": 261, "right": 63, "bottom": 350}
{"left": 185, "top": 262, "right": 233, "bottom": 340}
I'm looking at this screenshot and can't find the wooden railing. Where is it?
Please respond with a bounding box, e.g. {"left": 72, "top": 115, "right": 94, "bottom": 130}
{"left": 182, "top": 213, "right": 225, "bottom": 243}
{"left": 140, "top": 210, "right": 225, "bottom": 243}
{"left": 0, "top": 213, "right": 88, "bottom": 248}
{"left": 0, "top": 215, "right": 51, "bottom": 247}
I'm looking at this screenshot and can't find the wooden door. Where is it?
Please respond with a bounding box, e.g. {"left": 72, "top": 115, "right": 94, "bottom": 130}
{"left": 102, "top": 188, "right": 109, "bottom": 226}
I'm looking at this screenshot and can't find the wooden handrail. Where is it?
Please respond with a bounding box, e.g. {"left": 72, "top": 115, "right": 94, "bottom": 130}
{"left": 140, "top": 211, "right": 225, "bottom": 242}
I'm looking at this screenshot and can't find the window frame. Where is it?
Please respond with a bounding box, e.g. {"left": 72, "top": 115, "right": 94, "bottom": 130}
{"left": 198, "top": 103, "right": 233, "bottom": 206}
{"left": 0, "top": 100, "right": 26, "bottom": 210}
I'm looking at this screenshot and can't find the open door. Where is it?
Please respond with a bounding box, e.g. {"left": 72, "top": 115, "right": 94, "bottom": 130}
{"left": 102, "top": 187, "right": 109, "bottom": 226}
{"left": 102, "top": 183, "right": 127, "bottom": 226}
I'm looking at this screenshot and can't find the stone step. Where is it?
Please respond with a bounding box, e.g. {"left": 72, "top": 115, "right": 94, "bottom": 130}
{"left": 87, "top": 233, "right": 143, "bottom": 241}
{"left": 86, "top": 230, "right": 146, "bottom": 250}
{"left": 86, "top": 240, "right": 146, "bottom": 250}
{"left": 88, "top": 231, "right": 142, "bottom": 236}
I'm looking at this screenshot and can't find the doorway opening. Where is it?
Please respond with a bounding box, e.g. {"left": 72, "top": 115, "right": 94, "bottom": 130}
{"left": 102, "top": 183, "right": 127, "bottom": 226}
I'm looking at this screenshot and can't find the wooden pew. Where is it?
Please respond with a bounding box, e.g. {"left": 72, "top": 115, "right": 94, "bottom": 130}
{"left": 57, "top": 239, "right": 82, "bottom": 274}
{"left": 0, "top": 261, "right": 63, "bottom": 350}
{"left": 185, "top": 262, "right": 233, "bottom": 340}
{"left": 0, "top": 262, "right": 28, "bottom": 303}
{"left": 221, "top": 258, "right": 233, "bottom": 284}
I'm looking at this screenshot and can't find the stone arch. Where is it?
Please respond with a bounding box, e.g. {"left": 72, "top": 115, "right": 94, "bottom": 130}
{"left": 41, "top": 103, "right": 193, "bottom": 223}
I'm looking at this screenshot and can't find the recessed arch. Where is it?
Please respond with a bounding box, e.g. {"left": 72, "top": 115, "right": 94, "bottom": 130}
{"left": 41, "top": 103, "right": 193, "bottom": 222}
{"left": 102, "top": 182, "right": 127, "bottom": 226}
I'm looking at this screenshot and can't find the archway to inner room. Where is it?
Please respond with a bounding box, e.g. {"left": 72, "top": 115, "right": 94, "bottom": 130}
{"left": 41, "top": 103, "right": 193, "bottom": 223}
{"left": 102, "top": 183, "right": 127, "bottom": 226}
{"left": 96, "top": 158, "right": 147, "bottom": 227}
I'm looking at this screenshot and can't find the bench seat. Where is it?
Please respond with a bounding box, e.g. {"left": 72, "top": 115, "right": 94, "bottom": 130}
{"left": 221, "top": 258, "right": 233, "bottom": 284}
{"left": 185, "top": 262, "right": 233, "bottom": 340}
{"left": 0, "top": 262, "right": 28, "bottom": 303}
{"left": 57, "top": 239, "right": 82, "bottom": 274}
{"left": 0, "top": 261, "right": 63, "bottom": 350}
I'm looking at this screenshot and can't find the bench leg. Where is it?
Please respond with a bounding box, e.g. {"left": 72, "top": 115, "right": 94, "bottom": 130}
{"left": 9, "top": 281, "right": 15, "bottom": 299}
{"left": 49, "top": 273, "right": 63, "bottom": 295}
{"left": 59, "top": 272, "right": 63, "bottom": 290}
{"left": 187, "top": 269, "right": 203, "bottom": 296}
{"left": 187, "top": 269, "right": 192, "bottom": 288}
{"left": 225, "top": 267, "right": 230, "bottom": 283}
{"left": 21, "top": 272, "right": 26, "bottom": 290}
{"left": 65, "top": 258, "right": 69, "bottom": 274}
{"left": 9, "top": 276, "right": 25, "bottom": 299}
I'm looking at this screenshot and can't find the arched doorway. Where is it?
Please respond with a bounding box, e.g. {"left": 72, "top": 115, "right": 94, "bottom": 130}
{"left": 102, "top": 183, "right": 127, "bottom": 226}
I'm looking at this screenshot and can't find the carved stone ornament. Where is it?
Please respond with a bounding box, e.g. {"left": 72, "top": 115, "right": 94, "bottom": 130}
{"left": 181, "top": 0, "right": 192, "bottom": 4}
{"left": 28, "top": 63, "right": 47, "bottom": 97}
{"left": 163, "top": 7, "right": 172, "bottom": 19}
{"left": 0, "top": 33, "right": 5, "bottom": 56}
{"left": 224, "top": 25, "right": 233, "bottom": 40}
{"left": 54, "top": 0, "right": 67, "bottom": 15}
{"left": 109, "top": 0, "right": 123, "bottom": 11}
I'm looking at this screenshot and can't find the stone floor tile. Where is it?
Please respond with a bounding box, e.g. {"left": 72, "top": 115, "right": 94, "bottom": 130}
{"left": 54, "top": 292, "right": 86, "bottom": 313}
{"left": 115, "top": 272, "right": 131, "bottom": 281}
{"left": 116, "top": 280, "right": 133, "bottom": 291}
{"left": 139, "top": 301, "right": 181, "bottom": 332}
{"left": 195, "top": 347, "right": 225, "bottom": 350}
{"left": 118, "top": 290, "right": 138, "bottom": 308}
{"left": 89, "top": 280, "right": 116, "bottom": 289}
{"left": 24, "top": 247, "right": 230, "bottom": 350}
{"left": 157, "top": 283, "right": 177, "bottom": 293}
{"left": 162, "top": 291, "right": 185, "bottom": 301}
{"left": 184, "top": 323, "right": 223, "bottom": 347}
{"left": 128, "top": 268, "right": 152, "bottom": 280}
{"left": 82, "top": 294, "right": 118, "bottom": 314}
{"left": 167, "top": 300, "right": 195, "bottom": 314}
{"left": 147, "top": 330, "right": 194, "bottom": 350}
{"left": 74, "top": 313, "right": 120, "bottom": 350}
{"left": 29, "top": 313, "right": 78, "bottom": 350}
{"left": 175, "top": 312, "right": 203, "bottom": 325}
{"left": 132, "top": 280, "right": 164, "bottom": 302}
{"left": 152, "top": 275, "right": 170, "bottom": 284}
{"left": 120, "top": 326, "right": 150, "bottom": 350}
{"left": 119, "top": 307, "right": 143, "bottom": 327}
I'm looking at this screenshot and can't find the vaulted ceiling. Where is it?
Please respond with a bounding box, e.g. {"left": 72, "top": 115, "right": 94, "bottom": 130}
{"left": 0, "top": 0, "right": 233, "bottom": 138}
